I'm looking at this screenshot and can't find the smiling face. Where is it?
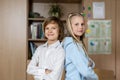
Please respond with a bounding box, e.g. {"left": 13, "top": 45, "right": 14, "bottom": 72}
{"left": 45, "top": 22, "right": 59, "bottom": 44}
{"left": 71, "top": 16, "right": 86, "bottom": 39}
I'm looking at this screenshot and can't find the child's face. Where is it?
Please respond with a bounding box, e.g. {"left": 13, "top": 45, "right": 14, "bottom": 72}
{"left": 71, "top": 16, "right": 86, "bottom": 38}
{"left": 45, "top": 23, "right": 59, "bottom": 43}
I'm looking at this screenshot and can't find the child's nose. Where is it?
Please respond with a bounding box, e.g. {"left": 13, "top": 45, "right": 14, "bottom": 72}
{"left": 79, "top": 25, "right": 83, "bottom": 28}
{"left": 48, "top": 29, "right": 52, "bottom": 32}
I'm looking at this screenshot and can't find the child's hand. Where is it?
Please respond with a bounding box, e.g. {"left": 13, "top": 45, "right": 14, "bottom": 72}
{"left": 45, "top": 69, "right": 52, "bottom": 74}
{"left": 88, "top": 60, "right": 93, "bottom": 67}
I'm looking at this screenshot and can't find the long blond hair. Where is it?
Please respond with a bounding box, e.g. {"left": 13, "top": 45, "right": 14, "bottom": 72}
{"left": 66, "top": 13, "right": 86, "bottom": 47}
{"left": 66, "top": 12, "right": 90, "bottom": 57}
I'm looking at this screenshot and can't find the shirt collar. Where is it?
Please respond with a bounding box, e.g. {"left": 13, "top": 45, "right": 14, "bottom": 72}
{"left": 43, "top": 40, "right": 60, "bottom": 48}
{"left": 63, "top": 37, "right": 83, "bottom": 48}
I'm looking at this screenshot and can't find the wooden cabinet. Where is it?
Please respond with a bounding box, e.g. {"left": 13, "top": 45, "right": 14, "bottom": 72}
{"left": 0, "top": 0, "right": 27, "bottom": 80}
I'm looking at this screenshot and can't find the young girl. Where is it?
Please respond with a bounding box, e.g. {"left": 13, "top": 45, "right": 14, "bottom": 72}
{"left": 63, "top": 13, "right": 98, "bottom": 80}
{"left": 27, "top": 16, "right": 65, "bottom": 80}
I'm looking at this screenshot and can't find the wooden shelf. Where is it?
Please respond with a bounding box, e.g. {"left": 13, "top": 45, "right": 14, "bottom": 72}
{"left": 28, "top": 17, "right": 66, "bottom": 22}
{"left": 28, "top": 39, "right": 47, "bottom": 42}
{"left": 32, "top": 0, "right": 82, "bottom": 3}
{"left": 28, "top": 18, "right": 45, "bottom": 21}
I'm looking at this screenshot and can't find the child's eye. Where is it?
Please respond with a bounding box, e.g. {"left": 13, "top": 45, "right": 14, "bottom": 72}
{"left": 45, "top": 27, "right": 49, "bottom": 30}
{"left": 52, "top": 27, "right": 56, "bottom": 29}
{"left": 81, "top": 23, "right": 85, "bottom": 26}
{"left": 75, "top": 23, "right": 79, "bottom": 26}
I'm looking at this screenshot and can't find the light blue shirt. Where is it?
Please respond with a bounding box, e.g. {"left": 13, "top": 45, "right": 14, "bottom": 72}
{"left": 62, "top": 37, "right": 98, "bottom": 80}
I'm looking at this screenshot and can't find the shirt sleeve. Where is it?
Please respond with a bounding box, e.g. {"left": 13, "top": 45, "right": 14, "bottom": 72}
{"left": 65, "top": 43, "right": 98, "bottom": 80}
{"left": 43, "top": 49, "right": 65, "bottom": 80}
{"left": 27, "top": 47, "right": 45, "bottom": 76}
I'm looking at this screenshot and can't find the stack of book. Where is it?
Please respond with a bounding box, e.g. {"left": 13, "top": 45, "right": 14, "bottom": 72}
{"left": 30, "top": 22, "right": 44, "bottom": 39}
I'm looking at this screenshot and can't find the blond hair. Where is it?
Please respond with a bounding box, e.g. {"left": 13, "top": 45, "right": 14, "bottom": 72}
{"left": 66, "top": 12, "right": 88, "bottom": 56}
{"left": 66, "top": 13, "right": 85, "bottom": 46}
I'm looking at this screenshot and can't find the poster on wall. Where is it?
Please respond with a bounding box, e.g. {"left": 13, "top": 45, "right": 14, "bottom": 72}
{"left": 88, "top": 38, "right": 111, "bottom": 54}
{"left": 86, "top": 20, "right": 112, "bottom": 54}
{"left": 93, "top": 2, "right": 105, "bottom": 19}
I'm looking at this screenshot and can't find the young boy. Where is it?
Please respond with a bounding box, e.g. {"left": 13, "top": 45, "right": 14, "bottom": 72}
{"left": 27, "top": 16, "right": 65, "bottom": 80}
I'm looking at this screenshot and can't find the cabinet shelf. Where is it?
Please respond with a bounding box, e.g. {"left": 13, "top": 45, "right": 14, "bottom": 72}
{"left": 28, "top": 18, "right": 45, "bottom": 21}
{"left": 32, "top": 0, "right": 82, "bottom": 3}
{"left": 28, "top": 39, "right": 47, "bottom": 42}
{"left": 28, "top": 17, "right": 66, "bottom": 22}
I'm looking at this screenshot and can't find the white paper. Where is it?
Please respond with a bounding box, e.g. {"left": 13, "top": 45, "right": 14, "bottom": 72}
{"left": 86, "top": 20, "right": 112, "bottom": 54}
{"left": 93, "top": 2, "right": 105, "bottom": 19}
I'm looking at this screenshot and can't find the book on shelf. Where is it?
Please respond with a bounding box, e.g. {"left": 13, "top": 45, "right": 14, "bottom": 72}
{"left": 29, "top": 42, "right": 37, "bottom": 56}
{"left": 30, "top": 22, "right": 44, "bottom": 39}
